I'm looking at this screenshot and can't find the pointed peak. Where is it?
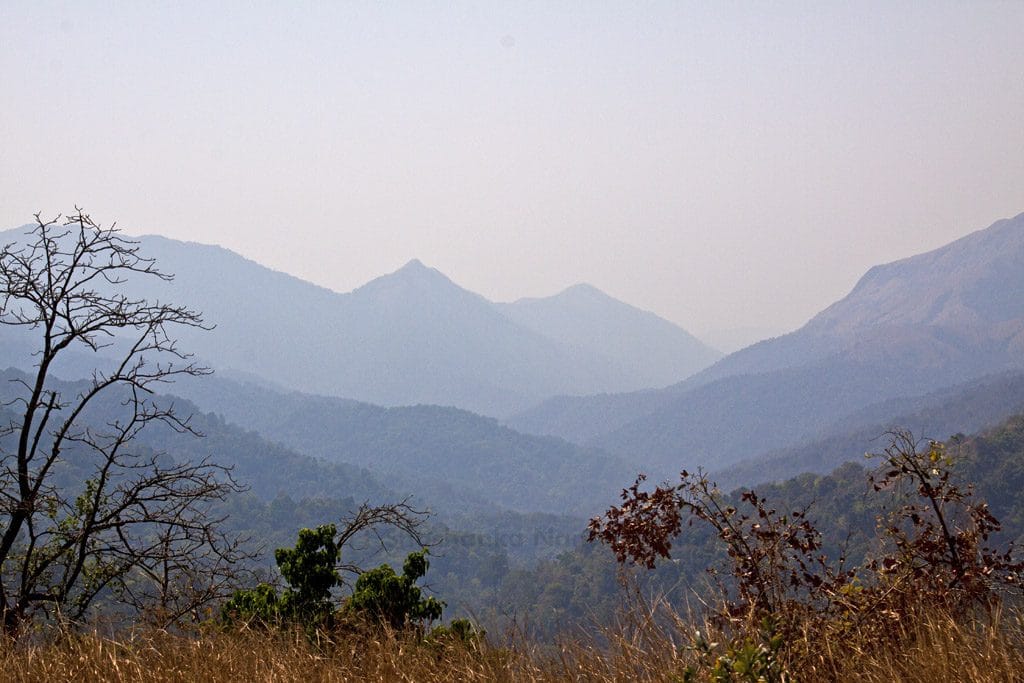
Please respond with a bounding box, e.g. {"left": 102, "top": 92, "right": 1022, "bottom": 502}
{"left": 399, "top": 258, "right": 427, "bottom": 271}
{"left": 354, "top": 258, "right": 471, "bottom": 298}
{"left": 560, "top": 282, "right": 605, "bottom": 296}
{"left": 551, "top": 282, "right": 617, "bottom": 303}
{"left": 390, "top": 258, "right": 446, "bottom": 282}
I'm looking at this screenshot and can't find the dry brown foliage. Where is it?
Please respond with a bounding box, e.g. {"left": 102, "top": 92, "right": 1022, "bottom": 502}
{"left": 589, "top": 430, "right": 1023, "bottom": 664}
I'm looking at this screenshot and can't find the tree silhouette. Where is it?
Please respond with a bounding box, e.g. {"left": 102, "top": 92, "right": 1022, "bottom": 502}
{"left": 0, "top": 210, "right": 250, "bottom": 635}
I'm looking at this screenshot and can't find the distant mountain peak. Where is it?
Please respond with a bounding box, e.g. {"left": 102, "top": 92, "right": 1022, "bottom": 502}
{"left": 399, "top": 258, "right": 428, "bottom": 271}
{"left": 558, "top": 282, "right": 606, "bottom": 298}
{"left": 390, "top": 258, "right": 445, "bottom": 281}
{"left": 353, "top": 258, "right": 472, "bottom": 300}
{"left": 510, "top": 282, "right": 608, "bottom": 307}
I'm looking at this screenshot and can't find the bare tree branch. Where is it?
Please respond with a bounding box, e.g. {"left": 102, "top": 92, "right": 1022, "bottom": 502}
{"left": 333, "top": 498, "right": 433, "bottom": 583}
{"left": 0, "top": 210, "right": 251, "bottom": 636}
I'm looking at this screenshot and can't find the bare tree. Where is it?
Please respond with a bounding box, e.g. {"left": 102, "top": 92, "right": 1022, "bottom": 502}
{"left": 334, "top": 498, "right": 433, "bottom": 583}
{"left": 0, "top": 209, "right": 250, "bottom": 635}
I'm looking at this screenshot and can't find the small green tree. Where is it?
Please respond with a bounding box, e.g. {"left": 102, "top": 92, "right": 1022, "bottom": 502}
{"left": 345, "top": 549, "right": 444, "bottom": 629}
{"left": 219, "top": 583, "right": 282, "bottom": 625}
{"left": 220, "top": 524, "right": 340, "bottom": 627}
{"left": 221, "top": 500, "right": 433, "bottom": 630}
{"left": 275, "top": 525, "right": 342, "bottom": 623}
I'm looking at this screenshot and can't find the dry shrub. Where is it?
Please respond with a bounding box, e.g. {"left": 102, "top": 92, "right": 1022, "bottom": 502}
{"left": 588, "top": 429, "right": 1024, "bottom": 677}
{"left": 817, "top": 605, "right": 1024, "bottom": 682}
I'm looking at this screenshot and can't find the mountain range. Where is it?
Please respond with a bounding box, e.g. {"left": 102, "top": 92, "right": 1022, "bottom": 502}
{"left": 4, "top": 209, "right": 1024, "bottom": 634}
{"left": 507, "top": 211, "right": 1024, "bottom": 479}
{"left": 3, "top": 210, "right": 1024, "bottom": 508}
{"left": 0, "top": 226, "right": 718, "bottom": 418}
{"left": 713, "top": 370, "right": 1024, "bottom": 489}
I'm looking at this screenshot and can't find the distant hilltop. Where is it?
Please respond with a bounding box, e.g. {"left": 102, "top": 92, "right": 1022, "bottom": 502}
{"left": 0, "top": 226, "right": 720, "bottom": 418}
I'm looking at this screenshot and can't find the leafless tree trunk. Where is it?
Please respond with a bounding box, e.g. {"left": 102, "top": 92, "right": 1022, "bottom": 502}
{"left": 0, "top": 210, "right": 252, "bottom": 635}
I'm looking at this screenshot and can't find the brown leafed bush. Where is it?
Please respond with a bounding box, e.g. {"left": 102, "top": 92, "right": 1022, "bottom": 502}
{"left": 588, "top": 429, "right": 1024, "bottom": 673}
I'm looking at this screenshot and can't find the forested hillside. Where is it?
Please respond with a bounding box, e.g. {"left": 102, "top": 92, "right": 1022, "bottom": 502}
{"left": 716, "top": 370, "right": 1024, "bottom": 487}
{"left": 164, "top": 374, "right": 633, "bottom": 517}
{"left": 473, "top": 410, "right": 1024, "bottom": 636}
{"left": 0, "top": 364, "right": 590, "bottom": 619}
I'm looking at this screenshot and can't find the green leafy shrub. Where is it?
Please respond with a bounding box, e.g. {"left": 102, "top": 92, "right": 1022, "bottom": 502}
{"left": 427, "top": 617, "right": 481, "bottom": 645}
{"left": 345, "top": 549, "right": 444, "bottom": 629}
{"left": 220, "top": 524, "right": 340, "bottom": 628}
{"left": 222, "top": 524, "right": 445, "bottom": 637}
{"left": 679, "top": 617, "right": 786, "bottom": 683}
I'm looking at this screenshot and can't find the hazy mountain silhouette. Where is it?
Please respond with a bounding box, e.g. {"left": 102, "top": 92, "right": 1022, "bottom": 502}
{"left": 0, "top": 226, "right": 715, "bottom": 417}
{"left": 5, "top": 211, "right": 1022, "bottom": 486}
{"left": 683, "top": 210, "right": 1024, "bottom": 388}
{"left": 509, "top": 212, "right": 1024, "bottom": 478}
{"left": 497, "top": 283, "right": 720, "bottom": 390}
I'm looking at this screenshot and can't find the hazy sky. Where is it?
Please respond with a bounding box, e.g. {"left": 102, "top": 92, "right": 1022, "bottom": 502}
{"left": 2, "top": 2, "right": 1023, "bottom": 349}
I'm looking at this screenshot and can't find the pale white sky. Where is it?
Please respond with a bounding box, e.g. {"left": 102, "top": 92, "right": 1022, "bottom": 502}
{"left": 2, "top": 2, "right": 1022, "bottom": 346}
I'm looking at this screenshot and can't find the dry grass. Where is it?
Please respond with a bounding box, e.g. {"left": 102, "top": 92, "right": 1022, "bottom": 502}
{"left": 1, "top": 627, "right": 516, "bottom": 683}
{"left": 2, "top": 605, "right": 1022, "bottom": 682}
{"left": 818, "top": 608, "right": 1024, "bottom": 682}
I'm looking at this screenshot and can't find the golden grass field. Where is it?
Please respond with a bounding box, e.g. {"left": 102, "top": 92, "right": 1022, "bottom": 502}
{"left": 3, "top": 603, "right": 1022, "bottom": 682}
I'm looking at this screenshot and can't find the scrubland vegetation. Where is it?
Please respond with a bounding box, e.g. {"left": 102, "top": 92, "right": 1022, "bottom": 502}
{"left": 3, "top": 427, "right": 1023, "bottom": 681}
{"left": 4, "top": 214, "right": 1024, "bottom": 680}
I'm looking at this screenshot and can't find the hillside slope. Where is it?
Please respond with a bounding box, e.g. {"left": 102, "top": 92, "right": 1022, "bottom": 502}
{"left": 167, "top": 374, "right": 636, "bottom": 518}
{"left": 713, "top": 371, "right": 1024, "bottom": 488}
{"left": 510, "top": 212, "right": 1024, "bottom": 478}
